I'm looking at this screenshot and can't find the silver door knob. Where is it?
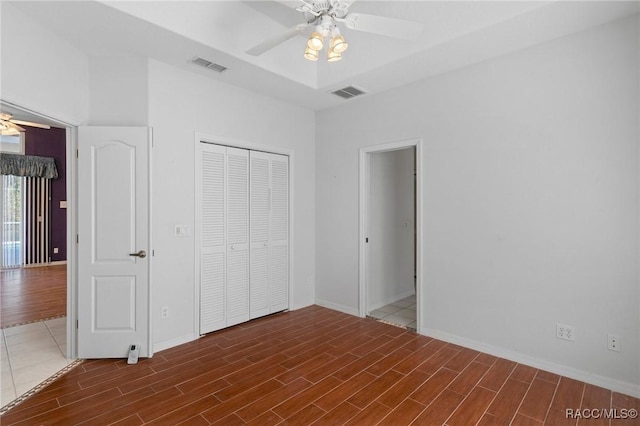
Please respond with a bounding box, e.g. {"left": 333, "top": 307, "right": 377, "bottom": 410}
{"left": 129, "top": 250, "right": 147, "bottom": 258}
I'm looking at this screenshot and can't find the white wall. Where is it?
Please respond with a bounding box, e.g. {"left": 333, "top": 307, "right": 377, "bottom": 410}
{"left": 148, "top": 59, "right": 316, "bottom": 349}
{"left": 368, "top": 148, "right": 415, "bottom": 310}
{"left": 88, "top": 57, "right": 148, "bottom": 126}
{"left": 0, "top": 2, "right": 89, "bottom": 125}
{"left": 316, "top": 16, "right": 639, "bottom": 395}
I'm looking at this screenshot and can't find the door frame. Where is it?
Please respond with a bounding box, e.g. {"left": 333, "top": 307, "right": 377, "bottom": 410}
{"left": 359, "top": 138, "right": 424, "bottom": 334}
{"left": 193, "top": 133, "right": 294, "bottom": 336}
{"left": 0, "top": 100, "right": 77, "bottom": 358}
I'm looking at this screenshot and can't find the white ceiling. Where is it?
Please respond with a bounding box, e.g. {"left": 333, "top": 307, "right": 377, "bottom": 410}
{"left": 6, "top": 1, "right": 640, "bottom": 111}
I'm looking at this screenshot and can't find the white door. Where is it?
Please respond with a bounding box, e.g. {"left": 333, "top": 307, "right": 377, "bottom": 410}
{"left": 199, "top": 144, "right": 250, "bottom": 333}
{"left": 225, "top": 147, "right": 250, "bottom": 326}
{"left": 249, "top": 151, "right": 271, "bottom": 318}
{"left": 269, "top": 154, "right": 289, "bottom": 313}
{"left": 77, "top": 126, "right": 151, "bottom": 358}
{"left": 200, "top": 143, "right": 227, "bottom": 333}
{"left": 249, "top": 152, "right": 289, "bottom": 318}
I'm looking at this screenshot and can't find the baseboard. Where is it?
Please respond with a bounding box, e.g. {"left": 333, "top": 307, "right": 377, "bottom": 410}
{"left": 368, "top": 290, "right": 415, "bottom": 312}
{"left": 315, "top": 299, "right": 360, "bottom": 317}
{"left": 21, "top": 261, "right": 67, "bottom": 268}
{"left": 422, "top": 328, "right": 640, "bottom": 399}
{"left": 153, "top": 333, "right": 197, "bottom": 354}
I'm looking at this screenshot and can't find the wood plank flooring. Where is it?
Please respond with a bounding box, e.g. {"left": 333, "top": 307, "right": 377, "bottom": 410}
{"left": 1, "top": 306, "right": 639, "bottom": 425}
{"left": 1, "top": 265, "right": 67, "bottom": 328}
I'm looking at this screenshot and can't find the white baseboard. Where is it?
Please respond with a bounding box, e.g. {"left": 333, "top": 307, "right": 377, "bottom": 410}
{"left": 368, "top": 290, "right": 415, "bottom": 312}
{"left": 21, "top": 261, "right": 67, "bottom": 268}
{"left": 422, "top": 328, "right": 640, "bottom": 399}
{"left": 153, "top": 333, "right": 197, "bottom": 354}
{"left": 315, "top": 299, "right": 360, "bottom": 317}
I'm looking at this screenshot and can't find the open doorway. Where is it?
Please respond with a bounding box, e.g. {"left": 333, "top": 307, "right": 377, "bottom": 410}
{"left": 359, "top": 138, "right": 423, "bottom": 333}
{"left": 0, "top": 102, "right": 74, "bottom": 411}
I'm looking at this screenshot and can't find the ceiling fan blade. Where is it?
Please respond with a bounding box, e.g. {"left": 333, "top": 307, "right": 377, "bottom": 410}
{"left": 245, "top": 23, "right": 309, "bottom": 56}
{"left": 1, "top": 120, "right": 25, "bottom": 135}
{"left": 344, "top": 13, "right": 423, "bottom": 40}
{"left": 10, "top": 119, "right": 51, "bottom": 130}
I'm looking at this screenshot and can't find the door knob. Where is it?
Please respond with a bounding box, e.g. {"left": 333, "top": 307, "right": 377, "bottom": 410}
{"left": 129, "top": 250, "right": 147, "bottom": 258}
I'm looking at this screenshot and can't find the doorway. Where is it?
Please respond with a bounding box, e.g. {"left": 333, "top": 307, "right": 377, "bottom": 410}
{"left": 0, "top": 101, "right": 75, "bottom": 411}
{"left": 359, "top": 138, "right": 423, "bottom": 333}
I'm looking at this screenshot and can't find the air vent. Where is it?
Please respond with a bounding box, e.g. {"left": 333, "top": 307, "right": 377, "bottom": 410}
{"left": 189, "top": 56, "right": 227, "bottom": 73}
{"left": 331, "top": 86, "right": 365, "bottom": 99}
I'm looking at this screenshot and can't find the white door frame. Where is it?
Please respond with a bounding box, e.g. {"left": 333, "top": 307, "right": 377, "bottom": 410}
{"left": 0, "top": 100, "right": 78, "bottom": 358}
{"left": 194, "top": 133, "right": 295, "bottom": 337}
{"left": 359, "top": 138, "right": 424, "bottom": 334}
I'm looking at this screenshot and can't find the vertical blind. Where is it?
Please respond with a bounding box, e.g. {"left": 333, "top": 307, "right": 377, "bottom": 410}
{"left": 1, "top": 153, "right": 58, "bottom": 267}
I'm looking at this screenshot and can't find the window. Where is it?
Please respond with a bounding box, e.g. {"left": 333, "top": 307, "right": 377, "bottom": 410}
{"left": 1, "top": 133, "right": 25, "bottom": 154}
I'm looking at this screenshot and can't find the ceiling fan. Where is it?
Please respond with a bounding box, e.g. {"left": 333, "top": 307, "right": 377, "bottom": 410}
{"left": 0, "top": 112, "right": 51, "bottom": 136}
{"left": 245, "top": 0, "right": 424, "bottom": 62}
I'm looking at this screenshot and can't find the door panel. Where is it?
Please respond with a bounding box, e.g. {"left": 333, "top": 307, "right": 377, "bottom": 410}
{"left": 269, "top": 154, "right": 289, "bottom": 313}
{"left": 249, "top": 151, "right": 270, "bottom": 318}
{"left": 200, "top": 144, "right": 226, "bottom": 334}
{"left": 225, "top": 148, "right": 249, "bottom": 326}
{"left": 77, "top": 126, "right": 150, "bottom": 358}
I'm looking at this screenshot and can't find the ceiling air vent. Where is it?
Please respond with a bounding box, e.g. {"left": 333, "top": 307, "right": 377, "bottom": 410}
{"left": 189, "top": 56, "right": 227, "bottom": 73}
{"left": 331, "top": 86, "right": 365, "bottom": 99}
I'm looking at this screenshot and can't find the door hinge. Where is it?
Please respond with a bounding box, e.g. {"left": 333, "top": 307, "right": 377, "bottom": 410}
{"left": 76, "top": 320, "right": 79, "bottom": 329}
{"left": 76, "top": 149, "right": 79, "bottom": 159}
{"left": 76, "top": 234, "right": 79, "bottom": 244}
{"left": 366, "top": 237, "right": 369, "bottom": 243}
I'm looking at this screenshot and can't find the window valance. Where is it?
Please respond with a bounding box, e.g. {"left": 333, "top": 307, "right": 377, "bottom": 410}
{"left": 0, "top": 153, "right": 59, "bottom": 179}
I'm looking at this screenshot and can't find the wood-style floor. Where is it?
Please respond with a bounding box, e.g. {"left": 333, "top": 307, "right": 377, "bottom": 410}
{"left": 0, "top": 265, "right": 67, "bottom": 328}
{"left": 1, "top": 306, "right": 639, "bottom": 425}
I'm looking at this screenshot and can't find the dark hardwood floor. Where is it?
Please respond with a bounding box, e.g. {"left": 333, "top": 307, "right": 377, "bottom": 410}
{"left": 1, "top": 264, "right": 67, "bottom": 328}
{"left": 1, "top": 306, "right": 638, "bottom": 425}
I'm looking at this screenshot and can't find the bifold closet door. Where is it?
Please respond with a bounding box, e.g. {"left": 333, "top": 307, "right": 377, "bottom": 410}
{"left": 200, "top": 144, "right": 250, "bottom": 334}
{"left": 250, "top": 151, "right": 289, "bottom": 319}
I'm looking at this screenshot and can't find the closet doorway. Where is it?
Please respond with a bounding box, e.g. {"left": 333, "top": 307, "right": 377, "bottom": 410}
{"left": 194, "top": 136, "right": 294, "bottom": 336}
{"left": 359, "top": 138, "right": 423, "bottom": 333}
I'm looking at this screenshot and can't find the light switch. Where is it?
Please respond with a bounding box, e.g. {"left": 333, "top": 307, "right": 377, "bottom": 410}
{"left": 175, "top": 225, "right": 191, "bottom": 237}
{"left": 60, "top": 200, "right": 67, "bottom": 209}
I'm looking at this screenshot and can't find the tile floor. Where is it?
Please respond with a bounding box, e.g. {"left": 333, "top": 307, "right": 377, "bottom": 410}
{"left": 1, "top": 317, "right": 73, "bottom": 409}
{"left": 368, "top": 294, "right": 417, "bottom": 330}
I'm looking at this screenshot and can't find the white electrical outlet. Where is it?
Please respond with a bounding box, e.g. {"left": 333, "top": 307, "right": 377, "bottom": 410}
{"left": 556, "top": 323, "right": 575, "bottom": 341}
{"left": 161, "top": 306, "right": 169, "bottom": 319}
{"left": 608, "top": 334, "right": 621, "bottom": 352}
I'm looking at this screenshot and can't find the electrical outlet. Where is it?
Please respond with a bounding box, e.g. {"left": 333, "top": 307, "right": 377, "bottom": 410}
{"left": 161, "top": 306, "right": 169, "bottom": 319}
{"left": 608, "top": 334, "right": 621, "bottom": 352}
{"left": 556, "top": 323, "right": 575, "bottom": 341}
{"left": 53, "top": 247, "right": 59, "bottom": 254}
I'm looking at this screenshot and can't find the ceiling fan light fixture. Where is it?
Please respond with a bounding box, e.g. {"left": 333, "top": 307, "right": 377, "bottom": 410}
{"left": 304, "top": 46, "right": 319, "bottom": 61}
{"left": 330, "top": 34, "right": 348, "bottom": 53}
{"left": 307, "top": 31, "right": 324, "bottom": 51}
{"left": 327, "top": 49, "right": 342, "bottom": 62}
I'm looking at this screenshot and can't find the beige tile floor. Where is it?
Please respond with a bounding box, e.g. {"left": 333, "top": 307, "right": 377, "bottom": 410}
{"left": 368, "top": 294, "right": 417, "bottom": 330}
{"left": 1, "top": 318, "right": 73, "bottom": 409}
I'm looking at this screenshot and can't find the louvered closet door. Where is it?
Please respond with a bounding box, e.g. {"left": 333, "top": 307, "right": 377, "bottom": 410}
{"left": 200, "top": 144, "right": 226, "bottom": 334}
{"left": 249, "top": 151, "right": 271, "bottom": 319}
{"left": 269, "top": 154, "right": 289, "bottom": 313}
{"left": 249, "top": 151, "right": 289, "bottom": 318}
{"left": 226, "top": 147, "right": 250, "bottom": 326}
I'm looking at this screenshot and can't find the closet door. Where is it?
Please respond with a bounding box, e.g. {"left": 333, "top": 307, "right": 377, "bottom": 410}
{"left": 249, "top": 152, "right": 289, "bottom": 318}
{"left": 226, "top": 147, "right": 250, "bottom": 326}
{"left": 269, "top": 154, "right": 289, "bottom": 313}
{"left": 249, "top": 151, "right": 271, "bottom": 318}
{"left": 200, "top": 144, "right": 226, "bottom": 334}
